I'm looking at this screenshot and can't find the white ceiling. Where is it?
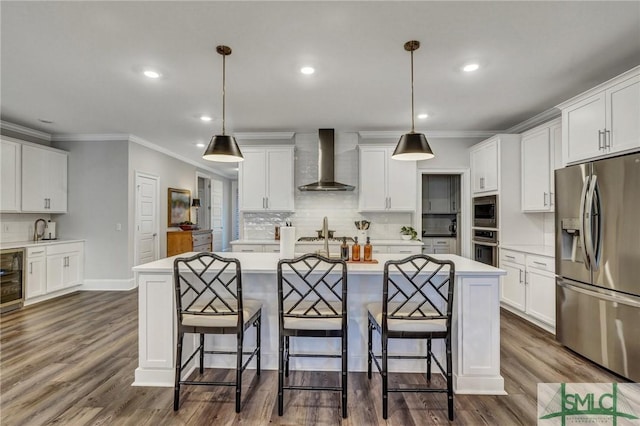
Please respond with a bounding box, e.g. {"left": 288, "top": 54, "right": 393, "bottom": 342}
{"left": 1, "top": 1, "right": 639, "bottom": 177}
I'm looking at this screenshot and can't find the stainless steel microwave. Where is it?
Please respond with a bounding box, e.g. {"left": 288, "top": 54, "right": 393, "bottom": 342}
{"left": 473, "top": 195, "right": 498, "bottom": 228}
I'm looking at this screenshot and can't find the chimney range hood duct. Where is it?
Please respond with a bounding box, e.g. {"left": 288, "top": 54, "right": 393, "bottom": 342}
{"left": 298, "top": 129, "right": 355, "bottom": 191}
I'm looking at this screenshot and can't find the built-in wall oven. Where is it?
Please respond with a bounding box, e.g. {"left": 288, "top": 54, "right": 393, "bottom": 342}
{"left": 1, "top": 248, "right": 25, "bottom": 313}
{"left": 473, "top": 195, "right": 498, "bottom": 228}
{"left": 472, "top": 229, "right": 498, "bottom": 267}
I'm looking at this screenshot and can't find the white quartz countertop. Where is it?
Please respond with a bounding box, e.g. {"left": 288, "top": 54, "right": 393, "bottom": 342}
{"left": 134, "top": 252, "right": 504, "bottom": 276}
{"left": 500, "top": 244, "right": 555, "bottom": 257}
{"left": 0, "top": 239, "right": 85, "bottom": 250}
{"left": 231, "top": 239, "right": 423, "bottom": 246}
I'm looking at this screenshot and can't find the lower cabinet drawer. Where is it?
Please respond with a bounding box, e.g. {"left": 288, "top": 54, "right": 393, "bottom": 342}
{"left": 192, "top": 233, "right": 212, "bottom": 246}
{"left": 193, "top": 243, "right": 211, "bottom": 252}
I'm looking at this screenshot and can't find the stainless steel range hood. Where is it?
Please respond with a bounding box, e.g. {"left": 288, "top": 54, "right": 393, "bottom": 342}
{"left": 298, "top": 129, "right": 355, "bottom": 191}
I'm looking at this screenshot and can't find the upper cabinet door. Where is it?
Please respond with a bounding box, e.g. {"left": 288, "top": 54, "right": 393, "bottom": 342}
{"left": 387, "top": 153, "right": 416, "bottom": 211}
{"left": 606, "top": 74, "right": 640, "bottom": 154}
{"left": 266, "top": 148, "right": 294, "bottom": 211}
{"left": 239, "top": 149, "right": 267, "bottom": 211}
{"left": 1, "top": 139, "right": 21, "bottom": 212}
{"left": 359, "top": 147, "right": 387, "bottom": 211}
{"left": 563, "top": 92, "right": 607, "bottom": 164}
{"left": 470, "top": 138, "right": 498, "bottom": 194}
{"left": 21, "top": 144, "right": 50, "bottom": 212}
{"left": 521, "top": 127, "right": 551, "bottom": 212}
{"left": 46, "top": 150, "right": 67, "bottom": 213}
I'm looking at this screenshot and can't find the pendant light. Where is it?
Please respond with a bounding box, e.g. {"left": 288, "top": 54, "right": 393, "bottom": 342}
{"left": 203, "top": 45, "right": 244, "bottom": 162}
{"left": 392, "top": 40, "right": 435, "bottom": 161}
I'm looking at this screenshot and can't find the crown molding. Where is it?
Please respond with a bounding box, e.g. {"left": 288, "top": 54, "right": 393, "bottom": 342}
{"left": 52, "top": 132, "right": 234, "bottom": 179}
{"left": 127, "top": 135, "right": 234, "bottom": 179}
{"left": 0, "top": 121, "right": 51, "bottom": 141}
{"left": 358, "top": 130, "right": 501, "bottom": 140}
{"left": 504, "top": 107, "right": 561, "bottom": 134}
{"left": 234, "top": 132, "right": 295, "bottom": 140}
{"left": 51, "top": 133, "right": 130, "bottom": 142}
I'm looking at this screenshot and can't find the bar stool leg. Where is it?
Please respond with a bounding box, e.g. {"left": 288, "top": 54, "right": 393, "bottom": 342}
{"left": 199, "top": 333, "right": 205, "bottom": 374}
{"left": 256, "top": 317, "right": 261, "bottom": 376}
{"left": 342, "top": 331, "right": 348, "bottom": 418}
{"left": 284, "top": 336, "right": 290, "bottom": 377}
{"left": 367, "top": 320, "right": 373, "bottom": 379}
{"left": 278, "top": 334, "right": 285, "bottom": 416}
{"left": 173, "top": 331, "right": 184, "bottom": 411}
{"left": 382, "top": 336, "right": 388, "bottom": 420}
{"left": 235, "top": 332, "right": 243, "bottom": 413}
{"left": 426, "top": 338, "right": 432, "bottom": 382}
{"left": 446, "top": 336, "right": 454, "bottom": 421}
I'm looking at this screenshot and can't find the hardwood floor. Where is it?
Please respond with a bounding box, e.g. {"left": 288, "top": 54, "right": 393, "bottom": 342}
{"left": 0, "top": 290, "right": 626, "bottom": 425}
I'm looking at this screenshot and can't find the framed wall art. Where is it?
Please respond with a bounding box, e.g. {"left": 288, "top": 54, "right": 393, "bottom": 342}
{"left": 168, "top": 188, "right": 191, "bottom": 226}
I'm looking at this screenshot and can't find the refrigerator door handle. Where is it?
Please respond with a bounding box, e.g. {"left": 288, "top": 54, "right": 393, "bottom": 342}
{"left": 558, "top": 280, "right": 640, "bottom": 308}
{"left": 585, "top": 174, "right": 600, "bottom": 271}
{"left": 578, "top": 175, "right": 591, "bottom": 269}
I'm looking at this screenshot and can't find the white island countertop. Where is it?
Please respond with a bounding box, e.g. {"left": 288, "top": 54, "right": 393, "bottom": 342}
{"left": 133, "top": 252, "right": 503, "bottom": 276}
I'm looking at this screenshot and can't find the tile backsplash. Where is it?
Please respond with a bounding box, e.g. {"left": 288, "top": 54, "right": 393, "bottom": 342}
{"left": 0, "top": 213, "right": 52, "bottom": 243}
{"left": 240, "top": 132, "right": 414, "bottom": 241}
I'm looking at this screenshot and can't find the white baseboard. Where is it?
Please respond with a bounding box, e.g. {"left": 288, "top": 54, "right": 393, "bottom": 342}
{"left": 81, "top": 278, "right": 136, "bottom": 291}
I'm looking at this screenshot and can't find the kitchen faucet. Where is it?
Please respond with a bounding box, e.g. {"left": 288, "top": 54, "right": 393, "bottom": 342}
{"left": 319, "top": 216, "right": 330, "bottom": 257}
{"left": 33, "top": 218, "right": 47, "bottom": 242}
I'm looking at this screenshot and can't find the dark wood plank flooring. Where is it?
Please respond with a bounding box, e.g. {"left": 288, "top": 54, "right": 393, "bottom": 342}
{"left": 0, "top": 290, "right": 625, "bottom": 425}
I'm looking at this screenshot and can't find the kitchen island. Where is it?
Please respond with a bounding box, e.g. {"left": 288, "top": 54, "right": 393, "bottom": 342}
{"left": 133, "top": 252, "right": 506, "bottom": 395}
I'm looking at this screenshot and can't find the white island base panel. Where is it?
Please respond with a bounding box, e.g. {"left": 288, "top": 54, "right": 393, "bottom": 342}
{"left": 133, "top": 253, "right": 506, "bottom": 395}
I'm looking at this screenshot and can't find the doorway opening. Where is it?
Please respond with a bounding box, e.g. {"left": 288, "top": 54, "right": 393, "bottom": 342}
{"left": 420, "top": 172, "right": 466, "bottom": 257}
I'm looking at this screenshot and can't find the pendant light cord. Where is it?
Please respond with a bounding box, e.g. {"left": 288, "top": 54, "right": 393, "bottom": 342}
{"left": 410, "top": 48, "right": 415, "bottom": 133}
{"left": 222, "top": 52, "right": 226, "bottom": 135}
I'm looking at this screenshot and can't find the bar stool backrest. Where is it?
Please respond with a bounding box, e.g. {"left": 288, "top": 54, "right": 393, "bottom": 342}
{"left": 173, "top": 253, "right": 243, "bottom": 327}
{"left": 383, "top": 254, "right": 455, "bottom": 332}
{"left": 277, "top": 254, "right": 347, "bottom": 323}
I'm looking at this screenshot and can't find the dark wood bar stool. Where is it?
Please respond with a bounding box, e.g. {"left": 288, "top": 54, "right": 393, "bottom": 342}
{"left": 173, "top": 253, "right": 261, "bottom": 412}
{"left": 277, "top": 253, "right": 348, "bottom": 418}
{"left": 367, "top": 254, "right": 456, "bottom": 420}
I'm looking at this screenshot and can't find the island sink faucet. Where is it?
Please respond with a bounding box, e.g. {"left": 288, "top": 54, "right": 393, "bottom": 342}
{"left": 33, "top": 218, "right": 47, "bottom": 242}
{"left": 318, "top": 216, "right": 330, "bottom": 257}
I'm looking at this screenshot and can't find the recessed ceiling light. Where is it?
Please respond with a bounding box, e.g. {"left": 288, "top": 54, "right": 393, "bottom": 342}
{"left": 300, "top": 66, "right": 315, "bottom": 75}
{"left": 417, "top": 113, "right": 429, "bottom": 120}
{"left": 233, "top": 168, "right": 239, "bottom": 171}
{"left": 462, "top": 63, "right": 479, "bottom": 73}
{"left": 196, "top": 143, "right": 206, "bottom": 148}
{"left": 200, "top": 115, "right": 212, "bottom": 122}
{"left": 143, "top": 70, "right": 161, "bottom": 79}
{"left": 38, "top": 118, "right": 54, "bottom": 124}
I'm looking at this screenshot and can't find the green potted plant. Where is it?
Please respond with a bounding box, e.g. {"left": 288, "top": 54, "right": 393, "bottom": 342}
{"left": 400, "top": 226, "right": 418, "bottom": 241}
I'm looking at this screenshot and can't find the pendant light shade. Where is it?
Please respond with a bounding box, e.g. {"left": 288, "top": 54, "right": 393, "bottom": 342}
{"left": 203, "top": 45, "right": 244, "bottom": 162}
{"left": 392, "top": 40, "right": 435, "bottom": 161}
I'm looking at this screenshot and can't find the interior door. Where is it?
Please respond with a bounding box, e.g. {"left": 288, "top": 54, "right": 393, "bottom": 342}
{"left": 135, "top": 173, "right": 159, "bottom": 265}
{"left": 211, "top": 179, "right": 224, "bottom": 252}
{"left": 590, "top": 153, "right": 640, "bottom": 295}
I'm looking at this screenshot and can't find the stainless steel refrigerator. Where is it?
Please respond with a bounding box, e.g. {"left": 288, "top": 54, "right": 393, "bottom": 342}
{"left": 555, "top": 152, "right": 640, "bottom": 381}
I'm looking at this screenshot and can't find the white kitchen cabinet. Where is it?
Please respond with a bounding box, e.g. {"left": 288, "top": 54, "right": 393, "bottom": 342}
{"left": 470, "top": 137, "right": 499, "bottom": 194}
{"left": 421, "top": 237, "right": 455, "bottom": 255}
{"left": 25, "top": 247, "right": 46, "bottom": 300}
{"left": 238, "top": 146, "right": 294, "bottom": 212}
{"left": 560, "top": 67, "right": 640, "bottom": 165}
{"left": 423, "top": 175, "right": 460, "bottom": 213}
{"left": 500, "top": 249, "right": 555, "bottom": 331}
{"left": 46, "top": 242, "right": 84, "bottom": 293}
{"left": 1, "top": 138, "right": 21, "bottom": 212}
{"left": 359, "top": 145, "right": 417, "bottom": 212}
{"left": 521, "top": 118, "right": 562, "bottom": 212}
{"left": 21, "top": 144, "right": 68, "bottom": 213}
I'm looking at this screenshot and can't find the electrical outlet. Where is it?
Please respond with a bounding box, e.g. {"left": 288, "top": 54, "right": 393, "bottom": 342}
{"left": 115, "top": 223, "right": 122, "bottom": 231}
{"left": 3, "top": 224, "right": 10, "bottom": 232}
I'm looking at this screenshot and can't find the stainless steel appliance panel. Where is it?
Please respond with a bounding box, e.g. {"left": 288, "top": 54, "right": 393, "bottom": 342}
{"left": 555, "top": 163, "right": 591, "bottom": 286}
{"left": 590, "top": 153, "right": 640, "bottom": 296}
{"left": 473, "top": 195, "right": 498, "bottom": 228}
{"left": 473, "top": 242, "right": 498, "bottom": 267}
{"left": 557, "top": 278, "right": 640, "bottom": 381}
{"left": 0, "top": 248, "right": 25, "bottom": 313}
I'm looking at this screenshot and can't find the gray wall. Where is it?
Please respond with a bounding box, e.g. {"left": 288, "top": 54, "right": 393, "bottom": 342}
{"left": 128, "top": 141, "right": 233, "bottom": 270}
{"left": 52, "top": 139, "right": 130, "bottom": 280}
